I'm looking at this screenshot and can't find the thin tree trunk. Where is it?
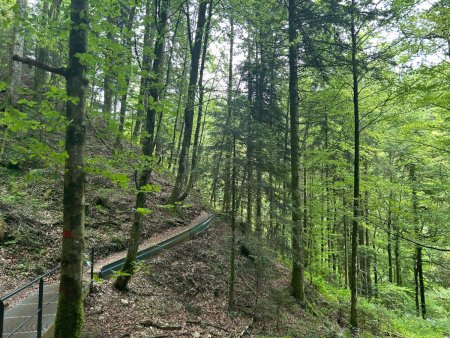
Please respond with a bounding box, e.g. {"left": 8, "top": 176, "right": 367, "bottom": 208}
{"left": 114, "top": 5, "right": 137, "bottom": 148}
{"left": 288, "top": 0, "right": 305, "bottom": 303}
{"left": 365, "top": 228, "right": 372, "bottom": 297}
{"left": 410, "top": 163, "right": 426, "bottom": 319}
{"left": 114, "top": 0, "right": 168, "bottom": 291}
{"left": 387, "top": 194, "right": 393, "bottom": 283}
{"left": 394, "top": 220, "right": 402, "bottom": 286}
{"left": 168, "top": 0, "right": 209, "bottom": 203}
{"left": 350, "top": 0, "right": 360, "bottom": 330}
{"left": 228, "top": 114, "right": 237, "bottom": 311}
{"left": 103, "top": 15, "right": 115, "bottom": 116}
{"left": 35, "top": 0, "right": 50, "bottom": 95}
{"left": 168, "top": 52, "right": 188, "bottom": 169}
{"left": 8, "top": 0, "right": 27, "bottom": 107}
{"left": 182, "top": 0, "right": 213, "bottom": 199}
{"left": 343, "top": 195, "right": 349, "bottom": 289}
{"left": 133, "top": 0, "right": 155, "bottom": 138}
{"left": 373, "top": 225, "right": 378, "bottom": 298}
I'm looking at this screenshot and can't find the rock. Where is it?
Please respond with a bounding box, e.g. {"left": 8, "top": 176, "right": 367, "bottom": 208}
{"left": 193, "top": 332, "right": 201, "bottom": 338}
{"left": 120, "top": 299, "right": 129, "bottom": 305}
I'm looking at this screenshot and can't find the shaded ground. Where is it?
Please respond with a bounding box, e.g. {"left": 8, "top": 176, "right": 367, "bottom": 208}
{"left": 83, "top": 218, "right": 341, "bottom": 337}
{"left": 0, "top": 167, "right": 206, "bottom": 307}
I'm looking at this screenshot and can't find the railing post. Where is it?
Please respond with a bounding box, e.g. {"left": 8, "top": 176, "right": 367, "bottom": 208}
{"left": 0, "top": 299, "right": 4, "bottom": 337}
{"left": 90, "top": 247, "right": 94, "bottom": 290}
{"left": 37, "top": 278, "right": 44, "bottom": 338}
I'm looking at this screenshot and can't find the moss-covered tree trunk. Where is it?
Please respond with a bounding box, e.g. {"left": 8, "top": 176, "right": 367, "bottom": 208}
{"left": 53, "top": 0, "right": 89, "bottom": 336}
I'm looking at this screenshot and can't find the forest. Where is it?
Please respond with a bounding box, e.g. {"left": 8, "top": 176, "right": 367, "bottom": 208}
{"left": 0, "top": 0, "right": 448, "bottom": 337}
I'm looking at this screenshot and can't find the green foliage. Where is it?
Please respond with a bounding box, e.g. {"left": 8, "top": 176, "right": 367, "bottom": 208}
{"left": 110, "top": 269, "right": 132, "bottom": 278}
{"left": 139, "top": 183, "right": 161, "bottom": 193}
{"left": 391, "top": 314, "right": 450, "bottom": 338}
{"left": 136, "top": 207, "right": 152, "bottom": 215}
{"left": 376, "top": 283, "right": 414, "bottom": 314}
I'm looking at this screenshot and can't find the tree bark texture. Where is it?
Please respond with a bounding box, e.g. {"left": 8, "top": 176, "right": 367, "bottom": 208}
{"left": 8, "top": 0, "right": 27, "bottom": 107}
{"left": 288, "top": 0, "right": 305, "bottom": 303}
{"left": 53, "top": 0, "right": 89, "bottom": 336}
{"left": 350, "top": 0, "right": 360, "bottom": 330}
{"left": 114, "top": 0, "right": 168, "bottom": 291}
{"left": 169, "top": 0, "right": 208, "bottom": 203}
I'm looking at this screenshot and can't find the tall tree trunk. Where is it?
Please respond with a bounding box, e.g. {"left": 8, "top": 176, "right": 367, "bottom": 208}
{"left": 182, "top": 0, "right": 213, "bottom": 199}
{"left": 414, "top": 254, "right": 420, "bottom": 316}
{"left": 288, "top": 0, "right": 305, "bottom": 303}
{"left": 227, "top": 14, "right": 236, "bottom": 310}
{"left": 168, "top": 52, "right": 188, "bottom": 169}
{"left": 394, "top": 220, "right": 402, "bottom": 286}
{"left": 53, "top": 0, "right": 89, "bottom": 335}
{"left": 417, "top": 246, "right": 426, "bottom": 319}
{"left": 114, "top": 5, "right": 137, "bottom": 148}
{"left": 35, "top": 0, "right": 50, "bottom": 95}
{"left": 372, "top": 225, "right": 378, "bottom": 298}
{"left": 8, "top": 0, "right": 27, "bottom": 108}
{"left": 387, "top": 193, "right": 393, "bottom": 283}
{"left": 228, "top": 137, "right": 237, "bottom": 308}
{"left": 343, "top": 195, "right": 349, "bottom": 288}
{"left": 410, "top": 163, "right": 426, "bottom": 319}
{"left": 1, "top": 0, "right": 26, "bottom": 161}
{"left": 365, "top": 228, "right": 372, "bottom": 297}
{"left": 114, "top": 0, "right": 168, "bottom": 291}
{"left": 103, "top": 15, "right": 115, "bottom": 116}
{"left": 133, "top": 0, "right": 155, "bottom": 139}
{"left": 168, "top": 0, "right": 208, "bottom": 203}
{"left": 246, "top": 131, "right": 253, "bottom": 230}
{"left": 350, "top": 0, "right": 360, "bottom": 330}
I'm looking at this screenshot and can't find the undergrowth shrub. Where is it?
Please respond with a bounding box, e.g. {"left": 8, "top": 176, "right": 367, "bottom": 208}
{"left": 391, "top": 314, "right": 450, "bottom": 338}
{"left": 376, "top": 283, "right": 414, "bottom": 314}
{"left": 357, "top": 299, "right": 392, "bottom": 336}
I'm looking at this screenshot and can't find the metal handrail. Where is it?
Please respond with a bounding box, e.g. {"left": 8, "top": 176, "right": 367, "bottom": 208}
{"left": 0, "top": 265, "right": 60, "bottom": 302}
{"left": 0, "top": 247, "right": 95, "bottom": 337}
{"left": 4, "top": 287, "right": 59, "bottom": 338}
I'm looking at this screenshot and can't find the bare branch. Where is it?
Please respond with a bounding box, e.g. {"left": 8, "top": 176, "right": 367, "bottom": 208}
{"left": 12, "top": 55, "right": 66, "bottom": 77}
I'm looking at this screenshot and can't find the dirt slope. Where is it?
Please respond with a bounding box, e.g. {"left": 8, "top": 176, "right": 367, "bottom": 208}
{"left": 83, "top": 218, "right": 340, "bottom": 337}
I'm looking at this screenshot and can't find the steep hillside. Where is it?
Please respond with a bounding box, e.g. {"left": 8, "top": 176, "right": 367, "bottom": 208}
{"left": 0, "top": 166, "right": 206, "bottom": 299}
{"left": 83, "top": 217, "right": 342, "bottom": 337}
{"left": 83, "top": 217, "right": 449, "bottom": 338}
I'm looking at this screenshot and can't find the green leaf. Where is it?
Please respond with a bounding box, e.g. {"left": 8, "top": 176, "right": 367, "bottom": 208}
{"left": 140, "top": 184, "right": 161, "bottom": 193}
{"left": 136, "top": 207, "right": 152, "bottom": 215}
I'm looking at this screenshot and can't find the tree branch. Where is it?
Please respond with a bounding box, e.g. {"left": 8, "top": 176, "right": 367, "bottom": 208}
{"left": 12, "top": 55, "right": 67, "bottom": 77}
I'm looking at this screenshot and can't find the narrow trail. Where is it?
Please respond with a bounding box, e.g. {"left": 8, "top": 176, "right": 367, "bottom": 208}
{"left": 93, "top": 211, "right": 211, "bottom": 274}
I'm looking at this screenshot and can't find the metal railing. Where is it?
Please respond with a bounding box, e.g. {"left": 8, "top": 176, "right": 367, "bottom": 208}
{"left": 100, "top": 215, "right": 215, "bottom": 278}
{"left": 0, "top": 248, "right": 95, "bottom": 338}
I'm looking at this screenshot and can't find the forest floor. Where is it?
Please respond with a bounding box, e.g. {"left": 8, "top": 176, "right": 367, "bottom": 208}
{"left": 83, "top": 217, "right": 342, "bottom": 338}
{"left": 0, "top": 166, "right": 206, "bottom": 308}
